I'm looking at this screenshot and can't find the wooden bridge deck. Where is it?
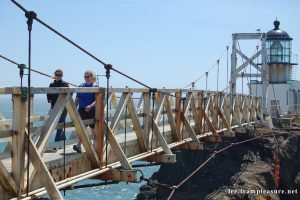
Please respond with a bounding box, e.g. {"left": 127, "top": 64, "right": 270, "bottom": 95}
{"left": 0, "top": 87, "right": 264, "bottom": 199}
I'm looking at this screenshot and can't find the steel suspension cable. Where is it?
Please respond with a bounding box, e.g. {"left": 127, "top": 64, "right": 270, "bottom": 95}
{"left": 183, "top": 46, "right": 228, "bottom": 89}
{"left": 11, "top": 0, "right": 153, "bottom": 90}
{"left": 10, "top": 0, "right": 223, "bottom": 104}
{"left": 0, "top": 54, "right": 78, "bottom": 87}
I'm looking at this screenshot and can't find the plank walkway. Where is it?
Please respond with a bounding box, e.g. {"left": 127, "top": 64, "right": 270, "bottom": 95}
{"left": 0, "top": 87, "right": 264, "bottom": 199}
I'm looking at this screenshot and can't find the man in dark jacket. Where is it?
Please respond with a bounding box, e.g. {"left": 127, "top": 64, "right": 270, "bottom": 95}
{"left": 47, "top": 69, "right": 69, "bottom": 143}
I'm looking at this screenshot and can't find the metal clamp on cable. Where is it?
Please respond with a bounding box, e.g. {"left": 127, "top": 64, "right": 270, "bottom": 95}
{"left": 191, "top": 82, "right": 195, "bottom": 89}
{"left": 25, "top": 11, "right": 37, "bottom": 31}
{"left": 149, "top": 88, "right": 157, "bottom": 94}
{"left": 18, "top": 64, "right": 26, "bottom": 79}
{"left": 105, "top": 64, "right": 112, "bottom": 79}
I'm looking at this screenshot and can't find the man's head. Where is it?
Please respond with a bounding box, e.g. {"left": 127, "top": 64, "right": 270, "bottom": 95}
{"left": 54, "top": 69, "right": 63, "bottom": 81}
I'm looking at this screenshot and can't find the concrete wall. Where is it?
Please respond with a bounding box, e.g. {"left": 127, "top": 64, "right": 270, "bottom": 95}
{"left": 250, "top": 82, "right": 300, "bottom": 114}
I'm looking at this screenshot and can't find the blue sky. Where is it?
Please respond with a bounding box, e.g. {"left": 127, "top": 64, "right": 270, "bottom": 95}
{"left": 1, "top": 0, "right": 299, "bottom": 92}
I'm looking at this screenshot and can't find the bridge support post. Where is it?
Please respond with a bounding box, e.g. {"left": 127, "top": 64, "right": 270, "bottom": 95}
{"left": 143, "top": 154, "right": 176, "bottom": 163}
{"left": 11, "top": 94, "right": 26, "bottom": 195}
{"left": 200, "top": 136, "right": 222, "bottom": 143}
{"left": 98, "top": 169, "right": 137, "bottom": 182}
{"left": 175, "top": 142, "right": 204, "bottom": 151}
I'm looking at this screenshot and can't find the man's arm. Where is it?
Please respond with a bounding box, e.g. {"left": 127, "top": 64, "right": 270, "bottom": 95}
{"left": 46, "top": 83, "right": 53, "bottom": 103}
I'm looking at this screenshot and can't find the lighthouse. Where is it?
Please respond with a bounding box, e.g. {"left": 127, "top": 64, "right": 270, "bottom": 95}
{"left": 250, "top": 20, "right": 298, "bottom": 115}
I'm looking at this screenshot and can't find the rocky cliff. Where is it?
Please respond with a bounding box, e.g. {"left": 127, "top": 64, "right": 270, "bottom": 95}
{"left": 137, "top": 129, "right": 300, "bottom": 200}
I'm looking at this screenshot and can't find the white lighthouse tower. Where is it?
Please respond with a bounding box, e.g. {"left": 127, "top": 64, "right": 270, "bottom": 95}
{"left": 250, "top": 20, "right": 298, "bottom": 115}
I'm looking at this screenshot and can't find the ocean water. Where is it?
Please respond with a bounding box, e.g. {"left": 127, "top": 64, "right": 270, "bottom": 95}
{"left": 0, "top": 95, "right": 158, "bottom": 199}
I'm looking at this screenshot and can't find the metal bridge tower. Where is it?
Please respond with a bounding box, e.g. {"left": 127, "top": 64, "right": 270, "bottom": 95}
{"left": 230, "top": 32, "right": 268, "bottom": 115}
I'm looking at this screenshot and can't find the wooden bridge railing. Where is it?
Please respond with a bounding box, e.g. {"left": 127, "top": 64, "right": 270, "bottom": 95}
{"left": 0, "top": 87, "right": 264, "bottom": 199}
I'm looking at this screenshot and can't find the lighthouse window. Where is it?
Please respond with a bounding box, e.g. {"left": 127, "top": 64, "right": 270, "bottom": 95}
{"left": 270, "top": 41, "right": 283, "bottom": 62}
{"left": 267, "top": 40, "right": 291, "bottom": 63}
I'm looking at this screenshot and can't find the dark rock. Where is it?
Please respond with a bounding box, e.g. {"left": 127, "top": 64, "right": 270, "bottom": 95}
{"left": 137, "top": 130, "right": 300, "bottom": 200}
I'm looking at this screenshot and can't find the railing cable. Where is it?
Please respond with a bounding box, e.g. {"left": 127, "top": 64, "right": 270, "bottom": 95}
{"left": 226, "top": 46, "right": 229, "bottom": 92}
{"left": 24, "top": 9, "right": 36, "bottom": 196}
{"left": 183, "top": 46, "right": 228, "bottom": 89}
{"left": 63, "top": 120, "right": 66, "bottom": 196}
{"left": 105, "top": 64, "right": 111, "bottom": 168}
{"left": 150, "top": 89, "right": 156, "bottom": 151}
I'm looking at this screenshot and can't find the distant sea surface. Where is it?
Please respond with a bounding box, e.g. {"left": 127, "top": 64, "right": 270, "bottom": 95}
{"left": 0, "top": 95, "right": 158, "bottom": 199}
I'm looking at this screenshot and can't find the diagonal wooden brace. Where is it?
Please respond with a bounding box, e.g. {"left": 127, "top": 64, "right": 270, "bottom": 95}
{"left": 106, "top": 123, "right": 132, "bottom": 169}
{"left": 150, "top": 115, "right": 172, "bottom": 154}
{"left": 24, "top": 130, "right": 63, "bottom": 199}
{"left": 0, "top": 160, "right": 17, "bottom": 195}
{"left": 66, "top": 95, "right": 100, "bottom": 168}
{"left": 127, "top": 96, "right": 147, "bottom": 152}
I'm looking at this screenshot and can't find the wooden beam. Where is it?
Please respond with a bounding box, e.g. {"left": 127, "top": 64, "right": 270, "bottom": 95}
{"left": 182, "top": 116, "right": 199, "bottom": 142}
{"left": 175, "top": 142, "right": 203, "bottom": 151}
{"left": 24, "top": 130, "right": 63, "bottom": 199}
{"left": 200, "top": 136, "right": 222, "bottom": 143}
{"left": 136, "top": 93, "right": 144, "bottom": 110}
{"left": 150, "top": 115, "right": 172, "bottom": 154}
{"left": 153, "top": 94, "right": 166, "bottom": 123}
{"left": 217, "top": 108, "right": 233, "bottom": 134}
{"left": 183, "top": 92, "right": 192, "bottom": 116}
{"left": 106, "top": 123, "right": 132, "bottom": 169}
{"left": 66, "top": 95, "right": 100, "bottom": 168}
{"left": 107, "top": 92, "right": 118, "bottom": 110}
{"left": 126, "top": 96, "right": 147, "bottom": 152}
{"left": 143, "top": 91, "right": 151, "bottom": 147}
{"left": 35, "top": 94, "right": 69, "bottom": 154}
{"left": 99, "top": 169, "right": 137, "bottom": 182}
{"left": 175, "top": 91, "right": 182, "bottom": 136}
{"left": 197, "top": 92, "right": 204, "bottom": 134}
{"left": 0, "top": 160, "right": 17, "bottom": 195}
{"left": 110, "top": 93, "right": 130, "bottom": 132}
{"left": 190, "top": 95, "right": 201, "bottom": 134}
{"left": 11, "top": 94, "right": 26, "bottom": 194}
{"left": 164, "top": 95, "right": 179, "bottom": 141}
{"left": 143, "top": 154, "right": 176, "bottom": 163}
{"left": 95, "top": 89, "right": 105, "bottom": 166}
{"left": 202, "top": 108, "right": 217, "bottom": 135}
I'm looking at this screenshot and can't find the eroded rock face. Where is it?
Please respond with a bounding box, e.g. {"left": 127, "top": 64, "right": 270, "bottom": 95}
{"left": 137, "top": 130, "right": 300, "bottom": 200}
